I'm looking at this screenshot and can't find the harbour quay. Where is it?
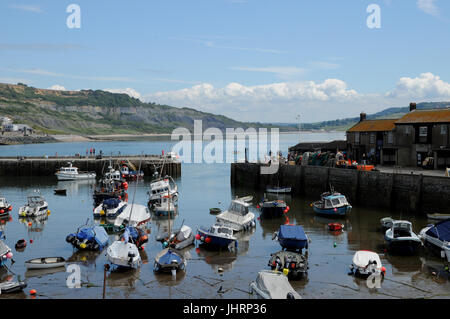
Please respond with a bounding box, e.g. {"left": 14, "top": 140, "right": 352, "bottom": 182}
{"left": 230, "top": 162, "right": 450, "bottom": 214}
{"left": 0, "top": 155, "right": 181, "bottom": 178}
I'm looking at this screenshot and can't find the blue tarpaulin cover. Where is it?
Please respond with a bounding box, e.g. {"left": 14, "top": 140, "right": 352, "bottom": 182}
{"left": 76, "top": 226, "right": 109, "bottom": 249}
{"left": 158, "top": 250, "right": 182, "bottom": 265}
{"left": 426, "top": 220, "right": 450, "bottom": 242}
{"left": 103, "top": 198, "right": 121, "bottom": 209}
{"left": 278, "top": 225, "right": 308, "bottom": 241}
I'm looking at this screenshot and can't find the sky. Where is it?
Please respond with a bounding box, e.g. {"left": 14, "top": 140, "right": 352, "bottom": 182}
{"left": 0, "top": 0, "right": 450, "bottom": 123}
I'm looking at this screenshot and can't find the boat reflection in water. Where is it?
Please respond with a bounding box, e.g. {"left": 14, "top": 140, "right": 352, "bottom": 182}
{"left": 25, "top": 266, "right": 66, "bottom": 279}
{"left": 107, "top": 267, "right": 141, "bottom": 288}
{"left": 19, "top": 215, "right": 48, "bottom": 241}
{"left": 56, "top": 179, "right": 96, "bottom": 197}
{"left": 67, "top": 250, "right": 102, "bottom": 268}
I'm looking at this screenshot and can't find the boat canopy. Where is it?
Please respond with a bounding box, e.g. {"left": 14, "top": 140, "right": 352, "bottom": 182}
{"left": 210, "top": 225, "right": 233, "bottom": 236}
{"left": 426, "top": 219, "right": 450, "bottom": 242}
{"left": 114, "top": 204, "right": 150, "bottom": 227}
{"left": 352, "top": 251, "right": 382, "bottom": 269}
{"left": 156, "top": 248, "right": 183, "bottom": 265}
{"left": 255, "top": 270, "right": 301, "bottom": 299}
{"left": 76, "top": 226, "right": 109, "bottom": 250}
{"left": 178, "top": 225, "right": 192, "bottom": 241}
{"left": 28, "top": 196, "right": 45, "bottom": 205}
{"left": 322, "top": 195, "right": 349, "bottom": 209}
{"left": 103, "top": 198, "right": 122, "bottom": 209}
{"left": 228, "top": 200, "right": 250, "bottom": 216}
{"left": 278, "top": 225, "right": 308, "bottom": 242}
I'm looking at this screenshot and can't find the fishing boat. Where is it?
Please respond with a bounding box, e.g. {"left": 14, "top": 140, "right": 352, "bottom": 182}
{"left": 0, "top": 240, "right": 12, "bottom": 267}
{"left": 18, "top": 195, "right": 49, "bottom": 218}
{"left": 147, "top": 176, "right": 178, "bottom": 208}
{"left": 268, "top": 250, "right": 308, "bottom": 279}
{"left": 152, "top": 195, "right": 178, "bottom": 218}
{"left": 0, "top": 196, "right": 12, "bottom": 218}
{"left": 419, "top": 219, "right": 450, "bottom": 262}
{"left": 312, "top": 191, "right": 352, "bottom": 217}
{"left": 93, "top": 198, "right": 127, "bottom": 219}
{"left": 380, "top": 217, "right": 394, "bottom": 231}
{"left": 250, "top": 270, "right": 301, "bottom": 299}
{"left": 66, "top": 225, "right": 109, "bottom": 251}
{"left": 55, "top": 162, "right": 96, "bottom": 181}
{"left": 427, "top": 213, "right": 450, "bottom": 221}
{"left": 274, "top": 225, "right": 309, "bottom": 252}
{"left": 119, "top": 161, "right": 144, "bottom": 180}
{"left": 93, "top": 166, "right": 128, "bottom": 206}
{"left": 349, "top": 250, "right": 385, "bottom": 278}
{"left": 157, "top": 225, "right": 195, "bottom": 250}
{"left": 0, "top": 281, "right": 27, "bottom": 294}
{"left": 215, "top": 198, "right": 256, "bottom": 232}
{"left": 25, "top": 257, "right": 66, "bottom": 269}
{"left": 384, "top": 220, "right": 422, "bottom": 254}
{"left": 257, "top": 198, "right": 288, "bottom": 218}
{"left": 153, "top": 248, "right": 186, "bottom": 276}
{"left": 114, "top": 204, "right": 151, "bottom": 229}
{"left": 196, "top": 224, "right": 238, "bottom": 250}
{"left": 266, "top": 186, "right": 292, "bottom": 194}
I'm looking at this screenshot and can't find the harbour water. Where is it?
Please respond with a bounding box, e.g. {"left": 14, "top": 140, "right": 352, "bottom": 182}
{"left": 0, "top": 132, "right": 449, "bottom": 299}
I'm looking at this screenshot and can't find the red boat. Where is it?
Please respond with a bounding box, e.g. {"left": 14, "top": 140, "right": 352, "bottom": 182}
{"left": 327, "top": 223, "right": 344, "bottom": 231}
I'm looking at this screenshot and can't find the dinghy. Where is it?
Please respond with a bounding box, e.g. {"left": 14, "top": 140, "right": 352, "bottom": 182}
{"left": 25, "top": 257, "right": 66, "bottom": 269}
{"left": 312, "top": 192, "right": 351, "bottom": 217}
{"left": 0, "top": 281, "right": 27, "bottom": 294}
{"left": 106, "top": 240, "right": 141, "bottom": 269}
{"left": 427, "top": 213, "right": 450, "bottom": 221}
{"left": 250, "top": 270, "right": 301, "bottom": 299}
{"left": 93, "top": 198, "right": 127, "bottom": 219}
{"left": 384, "top": 220, "right": 422, "bottom": 254}
{"left": 268, "top": 250, "right": 308, "bottom": 279}
{"left": 54, "top": 189, "right": 67, "bottom": 196}
{"left": 153, "top": 248, "right": 186, "bottom": 275}
{"left": 196, "top": 224, "right": 237, "bottom": 250}
{"left": 215, "top": 198, "right": 256, "bottom": 232}
{"left": 157, "top": 225, "right": 195, "bottom": 250}
{"left": 349, "top": 251, "right": 385, "bottom": 278}
{"left": 419, "top": 219, "right": 450, "bottom": 262}
{"left": 66, "top": 225, "right": 109, "bottom": 251}
{"left": 274, "top": 225, "right": 309, "bottom": 252}
{"left": 114, "top": 204, "right": 151, "bottom": 229}
{"left": 258, "top": 199, "right": 288, "bottom": 219}
{"left": 266, "top": 186, "right": 292, "bottom": 194}
{"left": 18, "top": 195, "right": 49, "bottom": 218}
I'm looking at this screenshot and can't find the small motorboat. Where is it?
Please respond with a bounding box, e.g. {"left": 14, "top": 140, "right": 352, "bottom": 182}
{"left": 55, "top": 162, "right": 96, "bottom": 181}
{"left": 257, "top": 199, "right": 288, "bottom": 219}
{"left": 106, "top": 228, "right": 141, "bottom": 269}
{"left": 427, "top": 213, "right": 450, "bottom": 221}
{"left": 419, "top": 219, "right": 450, "bottom": 262}
{"left": 380, "top": 217, "right": 394, "bottom": 231}
{"left": 384, "top": 220, "right": 422, "bottom": 254}
{"left": 18, "top": 195, "right": 49, "bottom": 218}
{"left": 25, "top": 257, "right": 66, "bottom": 269}
{"left": 114, "top": 204, "right": 151, "bottom": 229}
{"left": 93, "top": 198, "right": 127, "bottom": 219}
{"left": 0, "top": 281, "right": 27, "bottom": 294}
{"left": 66, "top": 225, "right": 109, "bottom": 251}
{"left": 312, "top": 191, "right": 352, "bottom": 217}
{"left": 0, "top": 196, "right": 12, "bottom": 217}
{"left": 153, "top": 248, "right": 186, "bottom": 276}
{"left": 268, "top": 250, "right": 308, "bottom": 279}
{"left": 0, "top": 240, "right": 12, "bottom": 267}
{"left": 349, "top": 251, "right": 385, "bottom": 278}
{"left": 209, "top": 208, "right": 221, "bottom": 215}
{"left": 196, "top": 224, "right": 238, "bottom": 250}
{"left": 215, "top": 198, "right": 256, "bottom": 232}
{"left": 152, "top": 195, "right": 178, "bottom": 218}
{"left": 328, "top": 223, "right": 344, "bottom": 232}
{"left": 54, "top": 189, "right": 67, "bottom": 196}
{"left": 250, "top": 270, "right": 301, "bottom": 299}
{"left": 157, "top": 225, "right": 195, "bottom": 250}
{"left": 147, "top": 176, "right": 178, "bottom": 207}
{"left": 120, "top": 162, "right": 144, "bottom": 180}
{"left": 274, "top": 225, "right": 309, "bottom": 252}
{"left": 266, "top": 186, "right": 292, "bottom": 194}
{"left": 15, "top": 239, "right": 27, "bottom": 250}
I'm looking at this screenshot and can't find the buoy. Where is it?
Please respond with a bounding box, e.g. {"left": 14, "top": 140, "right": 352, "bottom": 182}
{"left": 30, "top": 239, "right": 33, "bottom": 244}
{"left": 6, "top": 252, "right": 13, "bottom": 259}
{"left": 28, "top": 222, "right": 32, "bottom": 226}
{"left": 381, "top": 266, "right": 386, "bottom": 274}
{"left": 333, "top": 242, "right": 337, "bottom": 248}
{"left": 8, "top": 206, "right": 12, "bottom": 211}
{"left": 80, "top": 243, "right": 87, "bottom": 249}
{"left": 100, "top": 210, "right": 105, "bottom": 216}
{"left": 195, "top": 234, "right": 201, "bottom": 240}
{"left": 205, "top": 237, "right": 211, "bottom": 244}
{"left": 0, "top": 210, "right": 4, "bottom": 214}
{"left": 29, "top": 289, "right": 37, "bottom": 295}
{"left": 282, "top": 268, "right": 289, "bottom": 276}
{"left": 218, "top": 267, "right": 224, "bottom": 273}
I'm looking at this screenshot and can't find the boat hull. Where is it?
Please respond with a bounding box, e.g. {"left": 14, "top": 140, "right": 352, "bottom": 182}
{"left": 197, "top": 228, "right": 237, "bottom": 249}
{"left": 260, "top": 206, "right": 285, "bottom": 218}
{"left": 385, "top": 236, "right": 422, "bottom": 254}
{"left": 313, "top": 205, "right": 351, "bottom": 217}
{"left": 278, "top": 238, "right": 308, "bottom": 251}
{"left": 56, "top": 172, "right": 96, "bottom": 181}
{"left": 25, "top": 257, "right": 66, "bottom": 269}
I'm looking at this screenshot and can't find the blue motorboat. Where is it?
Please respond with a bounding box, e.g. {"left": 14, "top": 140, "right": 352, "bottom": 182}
{"left": 312, "top": 192, "right": 352, "bottom": 217}
{"left": 196, "top": 224, "right": 238, "bottom": 250}
{"left": 258, "top": 199, "right": 288, "bottom": 219}
{"left": 66, "top": 225, "right": 109, "bottom": 251}
{"left": 276, "top": 225, "right": 309, "bottom": 252}
{"left": 153, "top": 248, "right": 186, "bottom": 275}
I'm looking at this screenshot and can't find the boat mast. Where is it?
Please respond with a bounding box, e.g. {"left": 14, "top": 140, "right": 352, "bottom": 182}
{"left": 126, "top": 154, "right": 143, "bottom": 229}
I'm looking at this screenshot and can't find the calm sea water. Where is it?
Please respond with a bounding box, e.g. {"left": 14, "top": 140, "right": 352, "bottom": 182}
{"left": 0, "top": 132, "right": 449, "bottom": 299}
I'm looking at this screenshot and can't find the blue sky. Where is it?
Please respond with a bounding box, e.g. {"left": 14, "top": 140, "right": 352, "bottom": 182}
{"left": 1, "top": 0, "right": 449, "bottom": 122}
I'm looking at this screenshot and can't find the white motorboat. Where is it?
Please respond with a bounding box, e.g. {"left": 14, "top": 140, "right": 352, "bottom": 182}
{"left": 250, "top": 270, "right": 301, "bottom": 299}
{"left": 153, "top": 195, "right": 177, "bottom": 218}
{"left": 266, "top": 186, "right": 292, "bottom": 194}
{"left": 380, "top": 217, "right": 394, "bottom": 230}
{"left": 18, "top": 195, "right": 49, "bottom": 217}
{"left": 0, "top": 281, "right": 27, "bottom": 294}
{"left": 216, "top": 198, "right": 256, "bottom": 232}
{"left": 93, "top": 198, "right": 128, "bottom": 219}
{"left": 25, "top": 257, "right": 66, "bottom": 269}
{"left": 427, "top": 213, "right": 450, "bottom": 221}
{"left": 147, "top": 176, "right": 178, "bottom": 207}
{"left": 0, "top": 196, "right": 12, "bottom": 218}
{"left": 114, "top": 204, "right": 151, "bottom": 229}
{"left": 349, "top": 250, "right": 385, "bottom": 277}
{"left": 104, "top": 165, "right": 122, "bottom": 182}
{"left": 55, "top": 162, "right": 96, "bottom": 181}
{"left": 384, "top": 220, "right": 422, "bottom": 254}
{"left": 106, "top": 240, "right": 141, "bottom": 269}
{"left": 419, "top": 219, "right": 450, "bottom": 262}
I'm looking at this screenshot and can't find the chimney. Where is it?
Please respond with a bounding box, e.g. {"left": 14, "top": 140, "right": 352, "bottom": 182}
{"left": 410, "top": 102, "right": 417, "bottom": 112}
{"left": 360, "top": 112, "right": 367, "bottom": 122}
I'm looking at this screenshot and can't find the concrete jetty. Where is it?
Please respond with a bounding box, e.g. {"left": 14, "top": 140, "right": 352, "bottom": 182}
{"left": 0, "top": 155, "right": 181, "bottom": 177}
{"left": 231, "top": 163, "right": 450, "bottom": 214}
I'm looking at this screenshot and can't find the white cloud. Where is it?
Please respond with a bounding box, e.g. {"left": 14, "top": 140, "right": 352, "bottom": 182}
{"left": 104, "top": 88, "right": 141, "bottom": 99}
{"left": 48, "top": 85, "right": 66, "bottom": 91}
{"left": 417, "top": 0, "right": 440, "bottom": 17}
{"left": 10, "top": 5, "right": 43, "bottom": 13}
{"left": 387, "top": 72, "right": 450, "bottom": 99}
